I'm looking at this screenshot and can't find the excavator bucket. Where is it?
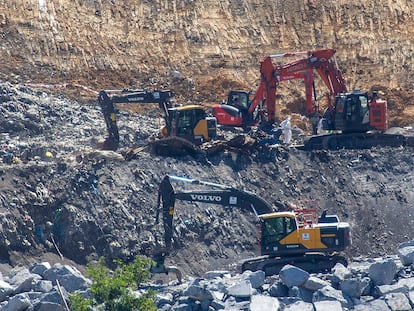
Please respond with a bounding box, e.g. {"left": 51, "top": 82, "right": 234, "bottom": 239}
{"left": 149, "top": 136, "right": 201, "bottom": 157}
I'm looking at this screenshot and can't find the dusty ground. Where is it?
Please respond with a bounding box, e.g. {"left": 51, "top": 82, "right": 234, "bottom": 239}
{"left": 0, "top": 1, "right": 413, "bottom": 278}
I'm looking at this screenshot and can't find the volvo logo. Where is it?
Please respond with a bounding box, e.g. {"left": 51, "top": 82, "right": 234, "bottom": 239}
{"left": 128, "top": 97, "right": 144, "bottom": 101}
{"left": 190, "top": 194, "right": 222, "bottom": 202}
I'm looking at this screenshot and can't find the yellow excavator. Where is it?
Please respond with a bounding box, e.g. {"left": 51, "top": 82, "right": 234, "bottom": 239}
{"left": 98, "top": 89, "right": 217, "bottom": 154}
{"left": 155, "top": 175, "right": 351, "bottom": 275}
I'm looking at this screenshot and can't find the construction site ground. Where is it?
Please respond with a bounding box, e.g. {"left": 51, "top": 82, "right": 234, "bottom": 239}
{"left": 0, "top": 0, "right": 413, "bottom": 277}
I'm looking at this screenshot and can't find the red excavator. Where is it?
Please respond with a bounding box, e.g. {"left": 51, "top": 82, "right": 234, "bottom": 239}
{"left": 212, "top": 49, "right": 408, "bottom": 149}
{"left": 155, "top": 175, "right": 351, "bottom": 275}
{"left": 212, "top": 49, "right": 341, "bottom": 129}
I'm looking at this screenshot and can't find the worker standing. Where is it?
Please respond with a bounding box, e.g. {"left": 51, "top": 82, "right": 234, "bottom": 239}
{"left": 280, "top": 117, "right": 292, "bottom": 144}
{"left": 317, "top": 116, "right": 327, "bottom": 135}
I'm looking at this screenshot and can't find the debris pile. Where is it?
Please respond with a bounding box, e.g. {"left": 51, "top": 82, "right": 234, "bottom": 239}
{"left": 2, "top": 242, "right": 414, "bottom": 310}
{"left": 152, "top": 241, "right": 414, "bottom": 310}
{"left": 0, "top": 262, "right": 90, "bottom": 310}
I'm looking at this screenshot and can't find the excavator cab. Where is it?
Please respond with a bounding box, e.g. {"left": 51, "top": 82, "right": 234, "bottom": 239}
{"left": 163, "top": 105, "right": 217, "bottom": 144}
{"left": 329, "top": 90, "right": 370, "bottom": 133}
{"left": 261, "top": 212, "right": 297, "bottom": 255}
{"left": 212, "top": 90, "right": 257, "bottom": 127}
{"left": 324, "top": 90, "right": 387, "bottom": 133}
{"left": 259, "top": 209, "right": 351, "bottom": 257}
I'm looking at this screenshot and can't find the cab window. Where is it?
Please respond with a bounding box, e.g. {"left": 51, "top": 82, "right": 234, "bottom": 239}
{"left": 262, "top": 216, "right": 296, "bottom": 243}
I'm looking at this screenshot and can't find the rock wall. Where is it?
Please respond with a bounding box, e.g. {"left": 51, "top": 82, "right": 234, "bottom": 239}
{"left": 0, "top": 1, "right": 413, "bottom": 119}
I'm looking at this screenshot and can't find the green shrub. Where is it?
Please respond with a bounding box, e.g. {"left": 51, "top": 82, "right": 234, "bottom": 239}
{"left": 68, "top": 291, "right": 91, "bottom": 311}
{"left": 69, "top": 256, "right": 156, "bottom": 311}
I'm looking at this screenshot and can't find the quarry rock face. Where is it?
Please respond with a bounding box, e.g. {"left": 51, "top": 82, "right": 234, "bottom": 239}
{"left": 0, "top": 1, "right": 413, "bottom": 309}
{"left": 0, "top": 1, "right": 413, "bottom": 125}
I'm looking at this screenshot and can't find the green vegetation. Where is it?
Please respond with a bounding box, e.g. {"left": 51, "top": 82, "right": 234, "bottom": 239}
{"left": 69, "top": 256, "right": 156, "bottom": 311}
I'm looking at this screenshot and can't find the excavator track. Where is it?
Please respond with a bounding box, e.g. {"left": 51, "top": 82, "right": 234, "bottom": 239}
{"left": 303, "top": 132, "right": 408, "bottom": 151}
{"left": 239, "top": 253, "right": 347, "bottom": 276}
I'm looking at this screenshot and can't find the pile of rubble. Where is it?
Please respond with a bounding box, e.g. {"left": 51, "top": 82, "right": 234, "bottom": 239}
{"left": 152, "top": 241, "right": 414, "bottom": 310}
{"left": 0, "top": 82, "right": 414, "bottom": 304}
{"left": 1, "top": 241, "right": 414, "bottom": 310}
{"left": 0, "top": 262, "right": 89, "bottom": 311}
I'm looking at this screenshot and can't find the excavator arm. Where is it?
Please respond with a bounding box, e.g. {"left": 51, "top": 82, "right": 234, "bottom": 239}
{"left": 247, "top": 49, "right": 346, "bottom": 127}
{"left": 97, "top": 89, "right": 174, "bottom": 150}
{"left": 155, "top": 175, "right": 274, "bottom": 249}
{"left": 157, "top": 175, "right": 274, "bottom": 215}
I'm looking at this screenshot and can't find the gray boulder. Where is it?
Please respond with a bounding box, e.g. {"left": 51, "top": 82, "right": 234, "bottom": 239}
{"left": 13, "top": 273, "right": 42, "bottom": 294}
{"left": 242, "top": 270, "right": 265, "bottom": 289}
{"left": 331, "top": 263, "right": 352, "bottom": 285}
{"left": 313, "top": 300, "right": 343, "bottom": 311}
{"left": 384, "top": 292, "right": 411, "bottom": 311}
{"left": 313, "top": 285, "right": 348, "bottom": 308}
{"left": 353, "top": 298, "right": 391, "bottom": 310}
{"left": 9, "top": 268, "right": 40, "bottom": 288}
{"left": 226, "top": 280, "right": 252, "bottom": 298}
{"left": 302, "top": 276, "right": 329, "bottom": 291}
{"left": 43, "top": 263, "right": 91, "bottom": 292}
{"left": 36, "top": 301, "right": 67, "bottom": 311}
{"left": 299, "top": 287, "right": 314, "bottom": 303}
{"left": 348, "top": 260, "right": 371, "bottom": 277}
{"left": 182, "top": 283, "right": 214, "bottom": 301}
{"left": 33, "top": 280, "right": 54, "bottom": 293}
{"left": 341, "top": 277, "right": 370, "bottom": 298}
{"left": 30, "top": 262, "right": 52, "bottom": 277}
{"left": 397, "top": 241, "right": 414, "bottom": 266}
{"left": 1, "top": 293, "right": 31, "bottom": 311}
{"left": 283, "top": 301, "right": 314, "bottom": 311}
{"left": 250, "top": 295, "right": 280, "bottom": 311}
{"left": 0, "top": 280, "right": 14, "bottom": 302}
{"left": 39, "top": 289, "right": 67, "bottom": 305}
{"left": 397, "top": 248, "right": 414, "bottom": 267}
{"left": 374, "top": 283, "right": 409, "bottom": 298}
{"left": 368, "top": 259, "right": 398, "bottom": 286}
{"left": 279, "top": 265, "right": 309, "bottom": 287}
{"left": 396, "top": 278, "right": 414, "bottom": 291}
